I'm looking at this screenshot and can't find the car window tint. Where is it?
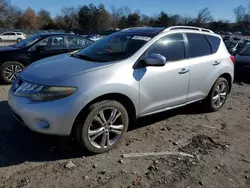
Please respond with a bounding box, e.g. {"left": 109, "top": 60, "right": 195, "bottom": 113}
{"left": 67, "top": 36, "right": 91, "bottom": 49}
{"left": 9, "top": 33, "right": 16, "bottom": 36}
{"left": 148, "top": 33, "right": 185, "bottom": 62}
{"left": 16, "top": 33, "right": 22, "bottom": 35}
{"left": 186, "top": 33, "right": 211, "bottom": 58}
{"left": 206, "top": 35, "right": 221, "bottom": 53}
{"left": 35, "top": 36, "right": 64, "bottom": 50}
{"left": 3, "top": 33, "right": 9, "bottom": 36}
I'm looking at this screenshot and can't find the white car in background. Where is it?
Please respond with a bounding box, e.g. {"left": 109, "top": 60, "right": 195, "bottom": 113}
{"left": 0, "top": 32, "right": 26, "bottom": 43}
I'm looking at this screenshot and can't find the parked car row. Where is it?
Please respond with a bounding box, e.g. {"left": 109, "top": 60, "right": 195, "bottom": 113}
{"left": 222, "top": 35, "right": 250, "bottom": 76}
{"left": 0, "top": 33, "right": 93, "bottom": 83}
{"left": 223, "top": 35, "right": 250, "bottom": 55}
{"left": 7, "top": 26, "right": 235, "bottom": 153}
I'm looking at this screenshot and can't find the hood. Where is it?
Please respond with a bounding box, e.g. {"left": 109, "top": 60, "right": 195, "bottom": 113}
{"left": 0, "top": 46, "right": 21, "bottom": 52}
{"left": 235, "top": 54, "right": 250, "bottom": 64}
{"left": 20, "top": 53, "right": 113, "bottom": 85}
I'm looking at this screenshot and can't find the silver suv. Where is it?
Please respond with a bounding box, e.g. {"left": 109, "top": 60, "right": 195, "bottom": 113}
{"left": 8, "top": 26, "right": 234, "bottom": 153}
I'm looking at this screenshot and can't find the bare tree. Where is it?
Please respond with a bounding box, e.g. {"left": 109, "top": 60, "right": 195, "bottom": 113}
{"left": 4, "top": 5, "right": 23, "bottom": 28}
{"left": 0, "top": 0, "right": 7, "bottom": 20}
{"left": 196, "top": 8, "right": 213, "bottom": 26}
{"left": 0, "top": 0, "right": 6, "bottom": 12}
{"left": 37, "top": 9, "right": 52, "bottom": 29}
{"left": 180, "top": 16, "right": 194, "bottom": 25}
{"left": 234, "top": 5, "right": 246, "bottom": 22}
{"left": 110, "top": 5, "right": 131, "bottom": 29}
{"left": 110, "top": 5, "right": 121, "bottom": 29}
{"left": 61, "top": 7, "right": 78, "bottom": 31}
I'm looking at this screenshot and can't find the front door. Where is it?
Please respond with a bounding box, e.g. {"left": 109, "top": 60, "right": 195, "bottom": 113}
{"left": 9, "top": 32, "right": 17, "bottom": 41}
{"left": 28, "top": 36, "right": 66, "bottom": 62}
{"left": 139, "top": 33, "right": 190, "bottom": 116}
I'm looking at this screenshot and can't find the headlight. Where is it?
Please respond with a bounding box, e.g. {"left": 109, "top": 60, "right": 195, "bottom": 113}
{"left": 13, "top": 79, "right": 77, "bottom": 101}
{"left": 28, "top": 86, "right": 77, "bottom": 101}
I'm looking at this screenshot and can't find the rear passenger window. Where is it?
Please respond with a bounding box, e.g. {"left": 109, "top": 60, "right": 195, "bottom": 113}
{"left": 206, "top": 35, "right": 221, "bottom": 53}
{"left": 148, "top": 34, "right": 185, "bottom": 62}
{"left": 186, "top": 33, "right": 211, "bottom": 58}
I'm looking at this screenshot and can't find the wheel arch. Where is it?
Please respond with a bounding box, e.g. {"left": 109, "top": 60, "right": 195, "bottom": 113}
{"left": 219, "top": 73, "right": 232, "bottom": 93}
{"left": 70, "top": 93, "right": 137, "bottom": 136}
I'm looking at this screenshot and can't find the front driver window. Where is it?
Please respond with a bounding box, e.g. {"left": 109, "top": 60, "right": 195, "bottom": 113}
{"left": 147, "top": 34, "right": 186, "bottom": 62}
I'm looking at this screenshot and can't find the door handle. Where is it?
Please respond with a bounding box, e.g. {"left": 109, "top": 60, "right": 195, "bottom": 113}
{"left": 213, "top": 61, "right": 220, "bottom": 66}
{"left": 178, "top": 68, "right": 189, "bottom": 74}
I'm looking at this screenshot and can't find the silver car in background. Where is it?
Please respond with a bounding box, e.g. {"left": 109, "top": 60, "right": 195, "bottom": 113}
{"left": 8, "top": 26, "right": 234, "bottom": 153}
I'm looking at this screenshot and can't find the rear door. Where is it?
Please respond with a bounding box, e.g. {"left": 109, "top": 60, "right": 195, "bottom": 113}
{"left": 185, "top": 33, "right": 222, "bottom": 102}
{"left": 65, "top": 36, "right": 92, "bottom": 53}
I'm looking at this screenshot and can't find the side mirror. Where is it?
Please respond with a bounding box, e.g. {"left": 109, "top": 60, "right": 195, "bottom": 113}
{"left": 144, "top": 53, "right": 166, "bottom": 66}
{"left": 36, "top": 45, "right": 45, "bottom": 52}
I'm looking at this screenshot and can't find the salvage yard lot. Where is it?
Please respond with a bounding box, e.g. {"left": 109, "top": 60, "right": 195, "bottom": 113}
{"left": 0, "top": 40, "right": 250, "bottom": 188}
{"left": 0, "top": 81, "right": 250, "bottom": 188}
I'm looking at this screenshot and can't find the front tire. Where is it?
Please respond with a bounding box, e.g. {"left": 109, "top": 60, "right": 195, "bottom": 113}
{"left": 0, "top": 61, "right": 25, "bottom": 84}
{"left": 204, "top": 77, "right": 229, "bottom": 112}
{"left": 76, "top": 100, "right": 129, "bottom": 154}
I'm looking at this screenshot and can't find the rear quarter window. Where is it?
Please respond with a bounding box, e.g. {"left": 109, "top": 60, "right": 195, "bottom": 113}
{"left": 206, "top": 35, "right": 221, "bottom": 53}
{"left": 186, "top": 33, "right": 211, "bottom": 58}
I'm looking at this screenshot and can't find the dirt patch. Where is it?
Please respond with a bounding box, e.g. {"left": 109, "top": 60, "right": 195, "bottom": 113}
{"left": 179, "top": 134, "right": 226, "bottom": 155}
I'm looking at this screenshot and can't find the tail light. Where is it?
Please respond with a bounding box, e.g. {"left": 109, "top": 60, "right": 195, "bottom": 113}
{"left": 230, "top": 55, "right": 235, "bottom": 64}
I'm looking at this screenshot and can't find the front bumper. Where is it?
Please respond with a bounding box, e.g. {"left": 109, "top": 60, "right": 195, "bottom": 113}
{"left": 8, "top": 89, "right": 79, "bottom": 136}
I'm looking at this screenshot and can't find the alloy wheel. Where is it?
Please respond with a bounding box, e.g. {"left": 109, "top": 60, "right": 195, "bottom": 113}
{"left": 4, "top": 65, "right": 23, "bottom": 82}
{"left": 212, "top": 82, "right": 227, "bottom": 108}
{"left": 87, "top": 108, "right": 125, "bottom": 149}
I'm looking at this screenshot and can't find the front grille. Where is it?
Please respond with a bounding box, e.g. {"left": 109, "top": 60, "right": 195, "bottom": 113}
{"left": 12, "top": 110, "right": 25, "bottom": 124}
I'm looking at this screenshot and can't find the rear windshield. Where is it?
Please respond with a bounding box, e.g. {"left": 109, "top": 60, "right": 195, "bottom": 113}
{"left": 76, "top": 32, "right": 153, "bottom": 62}
{"left": 239, "top": 44, "right": 250, "bottom": 56}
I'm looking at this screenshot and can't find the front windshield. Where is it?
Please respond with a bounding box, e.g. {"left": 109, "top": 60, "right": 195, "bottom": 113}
{"left": 76, "top": 32, "right": 152, "bottom": 62}
{"left": 14, "top": 34, "right": 41, "bottom": 48}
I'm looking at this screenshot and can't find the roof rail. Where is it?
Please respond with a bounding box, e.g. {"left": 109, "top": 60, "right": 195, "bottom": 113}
{"left": 164, "top": 26, "right": 214, "bottom": 33}
{"left": 121, "top": 26, "right": 153, "bottom": 31}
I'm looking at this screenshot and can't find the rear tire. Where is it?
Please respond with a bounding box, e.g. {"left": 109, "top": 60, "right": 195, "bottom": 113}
{"left": 0, "top": 38, "right": 2, "bottom": 42}
{"left": 17, "top": 38, "right": 22, "bottom": 43}
{"left": 0, "top": 61, "right": 25, "bottom": 84}
{"left": 75, "top": 100, "right": 129, "bottom": 154}
{"left": 204, "top": 77, "right": 229, "bottom": 112}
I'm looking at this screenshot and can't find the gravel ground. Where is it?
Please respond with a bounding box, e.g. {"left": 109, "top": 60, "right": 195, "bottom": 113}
{"left": 0, "top": 78, "right": 249, "bottom": 188}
